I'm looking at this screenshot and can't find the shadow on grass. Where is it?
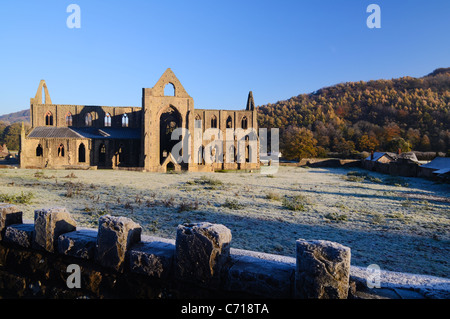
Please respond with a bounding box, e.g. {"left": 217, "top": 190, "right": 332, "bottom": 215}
{"left": 136, "top": 204, "right": 450, "bottom": 279}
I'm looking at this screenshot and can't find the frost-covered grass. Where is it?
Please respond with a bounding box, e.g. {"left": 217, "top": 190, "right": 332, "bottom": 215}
{"left": 0, "top": 166, "right": 449, "bottom": 278}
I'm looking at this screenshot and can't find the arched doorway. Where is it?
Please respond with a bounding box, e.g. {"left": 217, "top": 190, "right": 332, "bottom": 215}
{"left": 166, "top": 162, "right": 175, "bottom": 172}
{"left": 78, "top": 143, "right": 86, "bottom": 163}
{"left": 99, "top": 144, "right": 106, "bottom": 165}
{"left": 159, "top": 106, "right": 182, "bottom": 164}
{"left": 36, "top": 144, "right": 43, "bottom": 157}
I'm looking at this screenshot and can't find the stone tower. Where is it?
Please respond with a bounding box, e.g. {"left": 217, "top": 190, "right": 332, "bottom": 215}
{"left": 141, "top": 69, "right": 194, "bottom": 172}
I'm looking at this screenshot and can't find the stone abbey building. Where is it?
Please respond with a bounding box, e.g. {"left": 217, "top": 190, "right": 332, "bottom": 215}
{"left": 20, "top": 69, "right": 260, "bottom": 172}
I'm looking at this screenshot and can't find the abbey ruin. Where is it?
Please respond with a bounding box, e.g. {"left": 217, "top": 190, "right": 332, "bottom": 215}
{"left": 20, "top": 69, "right": 260, "bottom": 172}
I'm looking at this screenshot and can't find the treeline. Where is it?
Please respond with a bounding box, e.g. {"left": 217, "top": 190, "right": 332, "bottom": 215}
{"left": 0, "top": 121, "right": 31, "bottom": 152}
{"left": 258, "top": 68, "right": 450, "bottom": 161}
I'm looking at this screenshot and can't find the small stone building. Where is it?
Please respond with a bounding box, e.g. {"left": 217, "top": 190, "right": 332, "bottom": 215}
{"left": 388, "top": 152, "right": 420, "bottom": 177}
{"left": 418, "top": 157, "right": 450, "bottom": 178}
{"left": 20, "top": 69, "right": 260, "bottom": 172}
{"left": 362, "top": 151, "right": 397, "bottom": 174}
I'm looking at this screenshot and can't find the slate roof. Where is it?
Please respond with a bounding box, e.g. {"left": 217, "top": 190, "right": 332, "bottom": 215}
{"left": 71, "top": 127, "right": 141, "bottom": 140}
{"left": 27, "top": 127, "right": 83, "bottom": 138}
{"left": 420, "top": 157, "right": 450, "bottom": 170}
{"left": 396, "top": 152, "right": 419, "bottom": 163}
{"left": 27, "top": 127, "right": 141, "bottom": 140}
{"left": 365, "top": 152, "right": 419, "bottom": 163}
{"left": 434, "top": 168, "right": 450, "bottom": 175}
{"left": 365, "top": 152, "right": 397, "bottom": 162}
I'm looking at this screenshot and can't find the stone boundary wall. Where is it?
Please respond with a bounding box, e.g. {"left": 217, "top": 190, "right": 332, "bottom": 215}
{"left": 0, "top": 203, "right": 351, "bottom": 299}
{"left": 282, "top": 158, "right": 361, "bottom": 168}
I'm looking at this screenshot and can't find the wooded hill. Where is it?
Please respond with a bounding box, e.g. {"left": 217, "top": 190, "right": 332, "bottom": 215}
{"left": 1, "top": 69, "right": 450, "bottom": 156}
{"left": 257, "top": 68, "right": 450, "bottom": 160}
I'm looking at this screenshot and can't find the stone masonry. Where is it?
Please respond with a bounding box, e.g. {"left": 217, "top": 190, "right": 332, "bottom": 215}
{"left": 0, "top": 203, "right": 352, "bottom": 299}
{"left": 21, "top": 69, "right": 260, "bottom": 173}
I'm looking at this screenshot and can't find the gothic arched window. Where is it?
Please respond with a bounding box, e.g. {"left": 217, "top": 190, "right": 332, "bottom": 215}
{"left": 45, "top": 111, "right": 53, "bottom": 126}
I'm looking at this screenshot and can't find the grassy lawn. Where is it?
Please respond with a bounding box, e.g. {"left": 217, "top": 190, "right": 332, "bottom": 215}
{"left": 0, "top": 166, "right": 449, "bottom": 278}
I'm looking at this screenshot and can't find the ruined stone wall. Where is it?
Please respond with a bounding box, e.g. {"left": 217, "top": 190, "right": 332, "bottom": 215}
{"left": 191, "top": 109, "right": 260, "bottom": 172}
{"left": 31, "top": 104, "right": 142, "bottom": 129}
{"left": 20, "top": 137, "right": 92, "bottom": 169}
{"left": 0, "top": 203, "right": 352, "bottom": 299}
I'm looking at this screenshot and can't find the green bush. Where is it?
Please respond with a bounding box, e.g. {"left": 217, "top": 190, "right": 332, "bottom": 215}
{"left": 324, "top": 212, "right": 348, "bottom": 222}
{"left": 222, "top": 198, "right": 244, "bottom": 210}
{"left": 178, "top": 200, "right": 199, "bottom": 213}
{"left": 187, "top": 176, "right": 224, "bottom": 190}
{"left": 0, "top": 191, "right": 34, "bottom": 204}
{"left": 265, "top": 192, "right": 281, "bottom": 201}
{"left": 282, "top": 195, "right": 308, "bottom": 211}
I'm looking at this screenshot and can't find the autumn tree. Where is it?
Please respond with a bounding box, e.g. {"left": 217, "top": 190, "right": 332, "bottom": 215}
{"left": 385, "top": 138, "right": 412, "bottom": 153}
{"left": 419, "top": 135, "right": 432, "bottom": 151}
{"left": 281, "top": 126, "right": 317, "bottom": 161}
{"left": 358, "top": 134, "right": 379, "bottom": 151}
{"left": 257, "top": 68, "right": 450, "bottom": 156}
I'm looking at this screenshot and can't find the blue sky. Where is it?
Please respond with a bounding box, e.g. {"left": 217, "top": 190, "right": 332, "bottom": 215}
{"left": 0, "top": 0, "right": 449, "bottom": 115}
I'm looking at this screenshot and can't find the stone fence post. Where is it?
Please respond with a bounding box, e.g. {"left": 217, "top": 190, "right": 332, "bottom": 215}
{"left": 96, "top": 215, "right": 142, "bottom": 272}
{"left": 295, "top": 239, "right": 351, "bottom": 299}
{"left": 0, "top": 204, "right": 22, "bottom": 241}
{"left": 175, "top": 222, "right": 232, "bottom": 287}
{"left": 32, "top": 207, "right": 77, "bottom": 252}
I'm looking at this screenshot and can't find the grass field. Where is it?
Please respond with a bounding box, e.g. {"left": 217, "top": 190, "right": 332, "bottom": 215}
{"left": 0, "top": 165, "right": 449, "bottom": 278}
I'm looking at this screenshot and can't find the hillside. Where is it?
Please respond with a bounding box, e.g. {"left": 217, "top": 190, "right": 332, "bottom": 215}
{"left": 258, "top": 68, "right": 450, "bottom": 160}
{"left": 1, "top": 68, "right": 450, "bottom": 156}
{"left": 0, "top": 109, "right": 30, "bottom": 125}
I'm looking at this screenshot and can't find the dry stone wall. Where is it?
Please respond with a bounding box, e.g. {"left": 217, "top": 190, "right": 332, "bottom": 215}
{"left": 0, "top": 203, "right": 351, "bottom": 299}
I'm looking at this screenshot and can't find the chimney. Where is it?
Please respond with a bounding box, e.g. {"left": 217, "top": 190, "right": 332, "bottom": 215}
{"left": 398, "top": 148, "right": 402, "bottom": 155}
{"left": 371, "top": 151, "right": 374, "bottom": 160}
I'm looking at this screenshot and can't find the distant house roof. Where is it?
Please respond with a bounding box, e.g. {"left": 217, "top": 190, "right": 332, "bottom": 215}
{"left": 365, "top": 151, "right": 420, "bottom": 163}
{"left": 397, "top": 152, "right": 419, "bottom": 163}
{"left": 420, "top": 157, "right": 450, "bottom": 170}
{"left": 27, "top": 127, "right": 141, "bottom": 140}
{"left": 365, "top": 152, "right": 397, "bottom": 162}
